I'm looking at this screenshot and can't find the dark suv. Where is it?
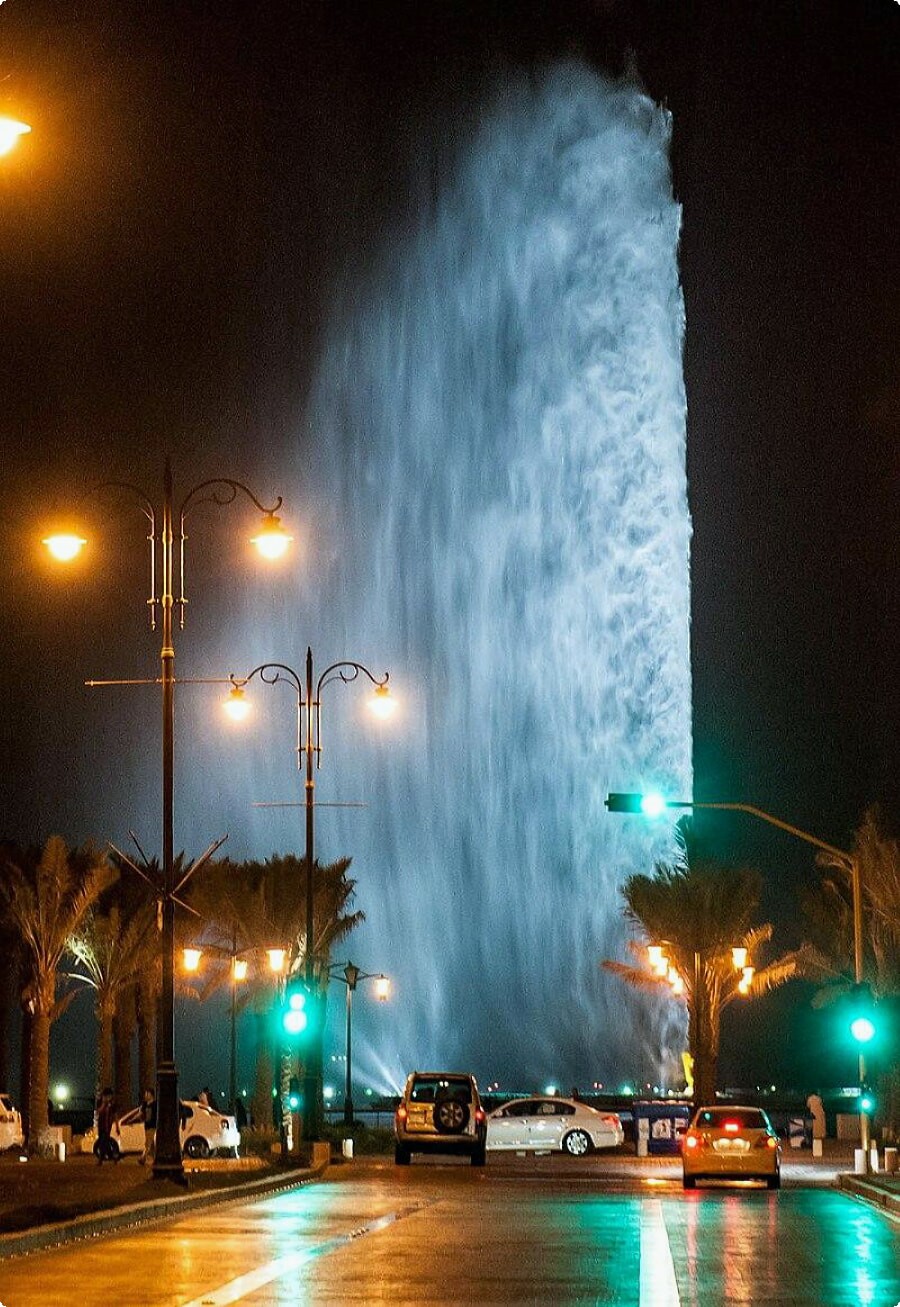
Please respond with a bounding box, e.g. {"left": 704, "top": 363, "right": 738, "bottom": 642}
{"left": 394, "top": 1072, "right": 487, "bottom": 1165}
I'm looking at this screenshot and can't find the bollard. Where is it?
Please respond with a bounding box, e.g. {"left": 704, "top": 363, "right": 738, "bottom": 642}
{"left": 854, "top": 1148, "right": 867, "bottom": 1175}
{"left": 869, "top": 1146, "right": 880, "bottom": 1172}
{"left": 883, "top": 1147, "right": 897, "bottom": 1173}
{"left": 812, "top": 1138, "right": 823, "bottom": 1159}
{"left": 636, "top": 1136, "right": 648, "bottom": 1158}
{"left": 56, "top": 1140, "right": 66, "bottom": 1162}
{"left": 342, "top": 1138, "right": 354, "bottom": 1160}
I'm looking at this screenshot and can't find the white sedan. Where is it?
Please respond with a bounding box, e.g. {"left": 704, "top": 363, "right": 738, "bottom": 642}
{"left": 81, "top": 1100, "right": 240, "bottom": 1159}
{"left": 486, "top": 1096, "right": 624, "bottom": 1156}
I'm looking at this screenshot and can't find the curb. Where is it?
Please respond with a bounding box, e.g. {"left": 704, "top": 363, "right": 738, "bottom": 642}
{"left": 0, "top": 1160, "right": 329, "bottom": 1261}
{"left": 837, "top": 1173, "right": 900, "bottom": 1217}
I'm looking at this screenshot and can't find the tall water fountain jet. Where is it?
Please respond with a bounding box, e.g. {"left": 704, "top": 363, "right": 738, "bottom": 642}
{"left": 231, "top": 63, "right": 692, "bottom": 1091}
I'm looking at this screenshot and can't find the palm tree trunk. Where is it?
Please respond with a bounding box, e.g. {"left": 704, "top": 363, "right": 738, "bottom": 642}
{"left": 27, "top": 1009, "right": 51, "bottom": 1153}
{"left": 136, "top": 980, "right": 156, "bottom": 1096}
{"left": 113, "top": 1004, "right": 135, "bottom": 1110}
{"left": 19, "top": 1007, "right": 32, "bottom": 1139}
{"left": 252, "top": 1011, "right": 274, "bottom": 1129}
{"left": 98, "top": 1005, "right": 115, "bottom": 1095}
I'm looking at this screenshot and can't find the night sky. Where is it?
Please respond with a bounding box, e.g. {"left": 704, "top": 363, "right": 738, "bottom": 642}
{"left": 1, "top": 0, "right": 898, "bottom": 1095}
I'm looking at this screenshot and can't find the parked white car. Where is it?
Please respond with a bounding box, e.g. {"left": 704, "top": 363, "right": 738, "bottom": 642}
{"left": 0, "top": 1094, "right": 24, "bottom": 1151}
{"left": 486, "top": 1096, "right": 624, "bottom": 1156}
{"left": 80, "top": 1100, "right": 240, "bottom": 1159}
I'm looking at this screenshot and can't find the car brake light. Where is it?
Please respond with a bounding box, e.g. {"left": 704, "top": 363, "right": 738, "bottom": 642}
{"left": 475, "top": 1108, "right": 485, "bottom": 1124}
{"left": 684, "top": 1133, "right": 699, "bottom": 1150}
{"left": 723, "top": 1121, "right": 740, "bottom": 1133}
{"left": 396, "top": 1105, "right": 407, "bottom": 1123}
{"left": 766, "top": 1135, "right": 778, "bottom": 1149}
{"left": 600, "top": 1115, "right": 620, "bottom": 1127}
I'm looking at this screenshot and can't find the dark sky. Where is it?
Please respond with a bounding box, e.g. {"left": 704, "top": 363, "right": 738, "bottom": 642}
{"left": 1, "top": 0, "right": 898, "bottom": 1094}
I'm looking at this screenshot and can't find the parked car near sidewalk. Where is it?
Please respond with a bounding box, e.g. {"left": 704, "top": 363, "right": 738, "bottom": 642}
{"left": 486, "top": 1096, "right": 624, "bottom": 1155}
{"left": 80, "top": 1099, "right": 240, "bottom": 1159}
{"left": 0, "top": 1094, "right": 24, "bottom": 1151}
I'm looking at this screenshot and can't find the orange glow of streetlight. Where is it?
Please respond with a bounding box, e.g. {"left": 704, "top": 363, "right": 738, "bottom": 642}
{"left": 368, "top": 682, "right": 395, "bottom": 720}
{"left": 223, "top": 685, "right": 251, "bottom": 722}
{"left": 250, "top": 512, "right": 292, "bottom": 560}
{"left": 233, "top": 958, "right": 248, "bottom": 982}
{"left": 267, "top": 948, "right": 286, "bottom": 973}
{"left": 374, "top": 974, "right": 391, "bottom": 1001}
{"left": 0, "top": 117, "right": 31, "bottom": 158}
{"left": 183, "top": 947, "right": 202, "bottom": 972}
{"left": 43, "top": 532, "right": 87, "bottom": 562}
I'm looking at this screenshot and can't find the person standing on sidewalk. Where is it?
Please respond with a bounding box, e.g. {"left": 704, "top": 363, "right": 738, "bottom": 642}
{"left": 139, "top": 1087, "right": 157, "bottom": 1165}
{"left": 96, "top": 1088, "right": 119, "bottom": 1163}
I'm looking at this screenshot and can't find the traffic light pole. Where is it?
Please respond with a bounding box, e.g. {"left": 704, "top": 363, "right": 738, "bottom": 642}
{"left": 605, "top": 792, "right": 873, "bottom": 1167}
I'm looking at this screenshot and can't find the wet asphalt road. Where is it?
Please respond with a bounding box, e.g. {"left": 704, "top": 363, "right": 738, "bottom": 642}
{"left": 0, "top": 1154, "right": 897, "bottom": 1305}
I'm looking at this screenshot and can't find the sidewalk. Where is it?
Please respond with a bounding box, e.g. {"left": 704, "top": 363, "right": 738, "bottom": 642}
{"left": 0, "top": 1154, "right": 323, "bottom": 1260}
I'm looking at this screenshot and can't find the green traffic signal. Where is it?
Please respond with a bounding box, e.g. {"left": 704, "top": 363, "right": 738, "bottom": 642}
{"left": 859, "top": 1085, "right": 876, "bottom": 1115}
{"left": 282, "top": 988, "right": 308, "bottom": 1035}
{"left": 287, "top": 1075, "right": 301, "bottom": 1110}
{"left": 605, "top": 791, "right": 668, "bottom": 817}
{"left": 849, "top": 982, "right": 877, "bottom": 1045}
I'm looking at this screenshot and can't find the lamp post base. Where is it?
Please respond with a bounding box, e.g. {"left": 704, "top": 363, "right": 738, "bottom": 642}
{"left": 152, "top": 1062, "right": 187, "bottom": 1186}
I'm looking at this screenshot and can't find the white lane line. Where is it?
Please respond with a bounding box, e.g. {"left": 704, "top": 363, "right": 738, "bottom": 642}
{"left": 179, "top": 1207, "right": 412, "bottom": 1307}
{"left": 639, "top": 1198, "right": 681, "bottom": 1307}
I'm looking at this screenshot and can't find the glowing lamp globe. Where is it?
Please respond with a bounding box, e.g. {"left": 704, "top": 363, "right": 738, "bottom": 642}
{"left": 250, "top": 513, "right": 291, "bottom": 560}
{"left": 0, "top": 118, "right": 31, "bottom": 157}
{"left": 43, "top": 533, "right": 87, "bottom": 562}
{"left": 224, "top": 685, "right": 251, "bottom": 722}
{"left": 369, "top": 683, "right": 395, "bottom": 720}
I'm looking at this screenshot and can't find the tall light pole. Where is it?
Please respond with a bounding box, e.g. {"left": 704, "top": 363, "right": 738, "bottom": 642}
{"left": 44, "top": 459, "right": 290, "bottom": 1183}
{"left": 328, "top": 961, "right": 390, "bottom": 1125}
{"left": 225, "top": 648, "right": 392, "bottom": 1142}
{"left": 605, "top": 792, "right": 871, "bottom": 1162}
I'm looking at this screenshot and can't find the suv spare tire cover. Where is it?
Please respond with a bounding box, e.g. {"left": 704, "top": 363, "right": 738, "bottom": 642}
{"left": 433, "top": 1095, "right": 469, "bottom": 1133}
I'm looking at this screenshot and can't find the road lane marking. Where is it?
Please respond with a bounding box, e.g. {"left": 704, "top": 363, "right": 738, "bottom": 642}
{"left": 639, "top": 1198, "right": 680, "bottom": 1306}
{"left": 179, "top": 1204, "right": 426, "bottom": 1307}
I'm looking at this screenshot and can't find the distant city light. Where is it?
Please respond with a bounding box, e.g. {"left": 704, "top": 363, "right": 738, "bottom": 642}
{"left": 323, "top": 1085, "right": 335, "bottom": 1102}
{"left": 53, "top": 1083, "right": 70, "bottom": 1104}
{"left": 544, "top": 1084, "right": 558, "bottom": 1097}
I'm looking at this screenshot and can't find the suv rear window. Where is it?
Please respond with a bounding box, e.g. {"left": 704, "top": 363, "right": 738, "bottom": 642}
{"left": 410, "top": 1076, "right": 473, "bottom": 1103}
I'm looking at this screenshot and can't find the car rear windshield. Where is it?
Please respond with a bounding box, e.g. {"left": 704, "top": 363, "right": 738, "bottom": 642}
{"left": 696, "top": 1109, "right": 769, "bottom": 1129}
{"left": 410, "top": 1076, "right": 473, "bottom": 1102}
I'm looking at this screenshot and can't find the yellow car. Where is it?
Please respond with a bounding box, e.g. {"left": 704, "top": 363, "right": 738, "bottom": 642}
{"left": 681, "top": 1105, "right": 781, "bottom": 1189}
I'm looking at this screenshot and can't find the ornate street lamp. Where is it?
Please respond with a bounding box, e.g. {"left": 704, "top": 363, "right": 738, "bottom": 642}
{"left": 0, "top": 117, "right": 31, "bottom": 157}
{"left": 225, "top": 648, "right": 393, "bottom": 1141}
{"left": 328, "top": 961, "right": 390, "bottom": 1125}
{"left": 45, "top": 458, "right": 290, "bottom": 1183}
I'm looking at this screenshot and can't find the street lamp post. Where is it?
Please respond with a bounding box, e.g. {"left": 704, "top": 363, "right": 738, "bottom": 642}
{"left": 606, "top": 792, "right": 871, "bottom": 1161}
{"left": 45, "top": 459, "right": 289, "bottom": 1183}
{"left": 328, "top": 961, "right": 390, "bottom": 1125}
{"left": 226, "top": 648, "right": 391, "bottom": 1142}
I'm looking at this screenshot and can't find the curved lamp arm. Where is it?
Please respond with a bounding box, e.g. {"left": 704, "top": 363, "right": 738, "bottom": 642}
{"left": 178, "top": 480, "right": 284, "bottom": 628}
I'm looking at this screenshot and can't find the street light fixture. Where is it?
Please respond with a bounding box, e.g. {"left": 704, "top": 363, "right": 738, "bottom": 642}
{"left": 328, "top": 961, "right": 390, "bottom": 1125}
{"left": 0, "top": 117, "right": 31, "bottom": 157}
{"left": 606, "top": 789, "right": 873, "bottom": 1161}
{"left": 45, "top": 458, "right": 289, "bottom": 1183}
{"left": 182, "top": 940, "right": 287, "bottom": 1114}
{"left": 225, "top": 647, "right": 392, "bottom": 1142}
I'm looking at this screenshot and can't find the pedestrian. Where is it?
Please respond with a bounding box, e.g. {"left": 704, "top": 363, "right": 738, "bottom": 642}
{"left": 96, "top": 1088, "right": 119, "bottom": 1164}
{"left": 234, "top": 1097, "right": 247, "bottom": 1129}
{"left": 139, "top": 1086, "right": 157, "bottom": 1165}
{"left": 198, "top": 1086, "right": 210, "bottom": 1107}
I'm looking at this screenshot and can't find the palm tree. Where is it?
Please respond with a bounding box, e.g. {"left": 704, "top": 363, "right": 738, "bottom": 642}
{"left": 0, "top": 837, "right": 117, "bottom": 1151}
{"left": 66, "top": 900, "right": 157, "bottom": 1101}
{"left": 185, "top": 853, "right": 363, "bottom": 1127}
{"left": 807, "top": 806, "right": 900, "bottom": 1140}
{"left": 603, "top": 822, "right": 813, "bottom": 1106}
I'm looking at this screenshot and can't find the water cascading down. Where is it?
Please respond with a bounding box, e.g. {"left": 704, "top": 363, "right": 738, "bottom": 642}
{"left": 267, "top": 63, "right": 692, "bottom": 1091}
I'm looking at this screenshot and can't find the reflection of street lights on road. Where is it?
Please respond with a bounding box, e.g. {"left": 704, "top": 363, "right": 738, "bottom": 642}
{"left": 225, "top": 647, "right": 393, "bottom": 1143}
{"left": 45, "top": 459, "right": 290, "bottom": 1184}
{"left": 606, "top": 791, "right": 872, "bottom": 1159}
{"left": 328, "top": 961, "right": 390, "bottom": 1125}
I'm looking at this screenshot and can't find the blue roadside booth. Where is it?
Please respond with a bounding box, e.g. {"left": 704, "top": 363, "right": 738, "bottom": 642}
{"left": 633, "top": 1100, "right": 692, "bottom": 1155}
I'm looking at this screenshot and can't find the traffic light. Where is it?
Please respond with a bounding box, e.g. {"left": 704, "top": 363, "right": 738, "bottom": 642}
{"left": 859, "top": 1083, "right": 876, "bottom": 1115}
{"left": 848, "top": 982, "right": 877, "bottom": 1045}
{"left": 282, "top": 982, "right": 310, "bottom": 1036}
{"left": 287, "top": 1076, "right": 301, "bottom": 1111}
{"left": 605, "top": 791, "right": 668, "bottom": 817}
